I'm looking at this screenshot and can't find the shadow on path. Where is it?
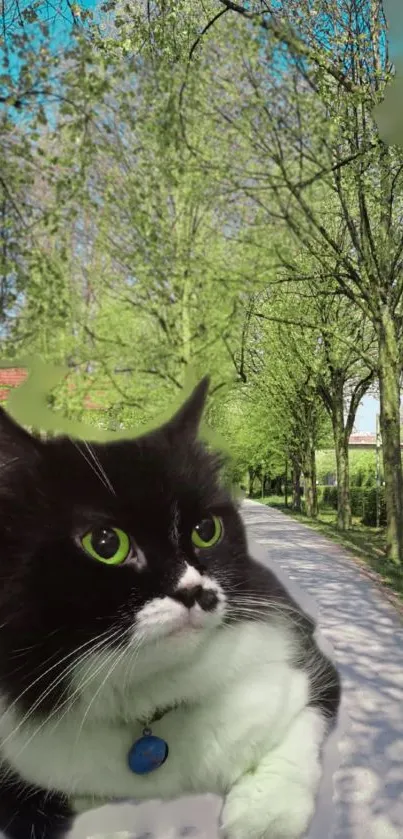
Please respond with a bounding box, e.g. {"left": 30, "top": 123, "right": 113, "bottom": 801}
{"left": 242, "top": 501, "right": 403, "bottom": 839}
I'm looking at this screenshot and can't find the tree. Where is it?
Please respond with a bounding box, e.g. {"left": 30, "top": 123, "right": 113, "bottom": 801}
{"left": 7, "top": 0, "right": 253, "bottom": 424}
{"left": 222, "top": 289, "right": 333, "bottom": 516}
{"left": 200, "top": 0, "right": 403, "bottom": 562}
{"left": 253, "top": 267, "right": 376, "bottom": 529}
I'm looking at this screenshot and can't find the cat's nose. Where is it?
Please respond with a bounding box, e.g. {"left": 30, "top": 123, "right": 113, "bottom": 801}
{"left": 174, "top": 585, "right": 218, "bottom": 612}
{"left": 197, "top": 588, "right": 219, "bottom": 612}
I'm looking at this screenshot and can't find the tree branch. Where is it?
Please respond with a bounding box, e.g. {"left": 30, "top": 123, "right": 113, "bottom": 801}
{"left": 217, "top": 0, "right": 365, "bottom": 96}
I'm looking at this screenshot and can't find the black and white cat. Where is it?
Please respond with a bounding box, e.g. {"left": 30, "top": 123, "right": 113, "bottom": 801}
{"left": 0, "top": 378, "right": 340, "bottom": 839}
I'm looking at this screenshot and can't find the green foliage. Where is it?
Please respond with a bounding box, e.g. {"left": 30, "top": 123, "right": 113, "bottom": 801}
{"left": 350, "top": 451, "right": 378, "bottom": 488}
{"left": 351, "top": 488, "right": 387, "bottom": 527}
{"left": 317, "top": 486, "right": 338, "bottom": 510}
{"left": 317, "top": 484, "right": 386, "bottom": 527}
{"left": 316, "top": 449, "right": 378, "bottom": 487}
{"left": 208, "top": 388, "right": 286, "bottom": 485}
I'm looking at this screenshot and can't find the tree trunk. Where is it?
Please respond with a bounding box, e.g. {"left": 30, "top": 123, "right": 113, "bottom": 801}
{"left": 303, "top": 434, "right": 318, "bottom": 518}
{"left": 333, "top": 434, "right": 351, "bottom": 530}
{"left": 332, "top": 387, "right": 352, "bottom": 530}
{"left": 335, "top": 437, "right": 351, "bottom": 530}
{"left": 291, "top": 457, "right": 302, "bottom": 511}
{"left": 248, "top": 466, "right": 255, "bottom": 498}
{"left": 378, "top": 309, "right": 403, "bottom": 564}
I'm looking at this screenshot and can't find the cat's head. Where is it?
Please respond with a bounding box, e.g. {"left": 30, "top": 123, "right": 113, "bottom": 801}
{"left": 0, "top": 379, "right": 251, "bottom": 712}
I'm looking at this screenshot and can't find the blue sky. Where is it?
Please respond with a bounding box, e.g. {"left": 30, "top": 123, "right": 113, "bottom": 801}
{"left": 355, "top": 395, "right": 378, "bottom": 433}
{"left": 1, "top": 0, "right": 99, "bottom": 71}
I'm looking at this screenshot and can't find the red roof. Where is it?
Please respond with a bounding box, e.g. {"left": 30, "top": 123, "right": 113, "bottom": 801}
{"left": 349, "top": 433, "right": 376, "bottom": 445}
{"left": 349, "top": 433, "right": 403, "bottom": 448}
{"left": 0, "top": 368, "right": 28, "bottom": 403}
{"left": 0, "top": 368, "right": 27, "bottom": 388}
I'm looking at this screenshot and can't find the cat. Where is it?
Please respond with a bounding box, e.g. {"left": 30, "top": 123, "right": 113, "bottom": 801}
{"left": 0, "top": 377, "right": 340, "bottom": 839}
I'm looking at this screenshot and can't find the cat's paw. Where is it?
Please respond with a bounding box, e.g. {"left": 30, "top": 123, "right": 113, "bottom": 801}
{"left": 220, "top": 772, "right": 316, "bottom": 839}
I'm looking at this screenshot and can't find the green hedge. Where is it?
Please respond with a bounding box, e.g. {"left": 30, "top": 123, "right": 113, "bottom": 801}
{"left": 316, "top": 449, "right": 377, "bottom": 488}
{"left": 351, "top": 487, "right": 386, "bottom": 526}
{"left": 317, "top": 486, "right": 338, "bottom": 509}
{"left": 317, "top": 485, "right": 386, "bottom": 526}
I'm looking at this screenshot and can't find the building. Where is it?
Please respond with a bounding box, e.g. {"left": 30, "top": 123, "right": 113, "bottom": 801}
{"left": 0, "top": 367, "right": 27, "bottom": 402}
{"left": 348, "top": 433, "right": 378, "bottom": 449}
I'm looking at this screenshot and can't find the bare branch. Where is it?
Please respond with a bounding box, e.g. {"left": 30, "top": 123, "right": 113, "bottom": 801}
{"left": 217, "top": 0, "right": 366, "bottom": 96}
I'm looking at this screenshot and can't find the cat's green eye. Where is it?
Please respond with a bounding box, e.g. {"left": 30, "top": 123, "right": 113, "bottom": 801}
{"left": 191, "top": 515, "right": 223, "bottom": 549}
{"left": 81, "top": 527, "right": 131, "bottom": 566}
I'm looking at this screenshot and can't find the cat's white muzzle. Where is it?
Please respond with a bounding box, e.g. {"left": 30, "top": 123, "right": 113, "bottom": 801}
{"left": 135, "top": 591, "right": 225, "bottom": 643}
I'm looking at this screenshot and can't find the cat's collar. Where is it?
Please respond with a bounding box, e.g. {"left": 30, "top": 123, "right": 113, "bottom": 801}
{"left": 129, "top": 703, "right": 183, "bottom": 776}
{"left": 138, "top": 702, "right": 182, "bottom": 728}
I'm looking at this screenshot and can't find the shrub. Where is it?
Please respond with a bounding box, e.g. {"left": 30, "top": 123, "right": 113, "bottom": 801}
{"left": 317, "top": 485, "right": 386, "bottom": 526}
{"left": 317, "top": 486, "right": 337, "bottom": 509}
{"left": 350, "top": 452, "right": 377, "bottom": 488}
{"left": 322, "top": 486, "right": 338, "bottom": 509}
{"left": 355, "top": 487, "right": 386, "bottom": 526}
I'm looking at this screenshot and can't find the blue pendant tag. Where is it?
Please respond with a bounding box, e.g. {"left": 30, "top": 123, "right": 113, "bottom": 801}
{"left": 128, "top": 729, "right": 169, "bottom": 775}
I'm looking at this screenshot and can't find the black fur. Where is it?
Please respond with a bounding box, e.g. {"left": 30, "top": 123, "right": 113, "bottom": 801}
{"left": 0, "top": 768, "right": 73, "bottom": 839}
{"left": 0, "top": 379, "right": 340, "bottom": 838}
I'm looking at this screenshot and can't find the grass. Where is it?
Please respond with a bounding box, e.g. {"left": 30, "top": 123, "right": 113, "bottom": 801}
{"left": 258, "top": 495, "right": 403, "bottom": 603}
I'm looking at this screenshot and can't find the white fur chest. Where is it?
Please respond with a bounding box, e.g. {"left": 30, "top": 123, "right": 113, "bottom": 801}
{"left": 0, "top": 621, "right": 311, "bottom": 805}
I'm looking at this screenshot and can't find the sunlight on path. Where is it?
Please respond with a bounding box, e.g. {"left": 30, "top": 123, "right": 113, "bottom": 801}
{"left": 243, "top": 501, "right": 403, "bottom": 839}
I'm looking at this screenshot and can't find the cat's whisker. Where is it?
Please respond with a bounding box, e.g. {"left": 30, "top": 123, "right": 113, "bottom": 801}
{"left": 2, "top": 651, "right": 101, "bottom": 753}
{"left": 224, "top": 608, "right": 267, "bottom": 622}
{"left": 55, "top": 631, "right": 129, "bottom": 723}
{"left": 1, "top": 628, "right": 123, "bottom": 750}
{"left": 1, "top": 627, "right": 118, "bottom": 730}
{"left": 39, "top": 647, "right": 122, "bottom": 745}
{"left": 227, "top": 593, "right": 310, "bottom": 620}
{"left": 7, "top": 647, "right": 63, "bottom": 678}
{"left": 6, "top": 633, "right": 127, "bottom": 764}
{"left": 67, "top": 637, "right": 127, "bottom": 708}
{"left": 230, "top": 603, "right": 305, "bottom": 622}
{"left": 71, "top": 440, "right": 115, "bottom": 496}
{"left": 222, "top": 583, "right": 297, "bottom": 602}
{"left": 84, "top": 441, "right": 116, "bottom": 497}
{"left": 0, "top": 457, "right": 19, "bottom": 472}
{"left": 230, "top": 601, "right": 308, "bottom": 622}
{"left": 44, "top": 638, "right": 131, "bottom": 757}
{"left": 73, "top": 642, "right": 132, "bottom": 750}
{"left": 5, "top": 628, "right": 64, "bottom": 664}
{"left": 122, "top": 631, "right": 146, "bottom": 697}
{"left": 225, "top": 601, "right": 311, "bottom": 634}
{"left": 69, "top": 626, "right": 131, "bottom": 700}
{"left": 46, "top": 647, "right": 121, "bottom": 743}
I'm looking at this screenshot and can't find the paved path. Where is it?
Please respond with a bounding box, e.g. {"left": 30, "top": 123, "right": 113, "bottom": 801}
{"left": 67, "top": 502, "right": 403, "bottom": 838}
{"left": 244, "top": 500, "right": 403, "bottom": 839}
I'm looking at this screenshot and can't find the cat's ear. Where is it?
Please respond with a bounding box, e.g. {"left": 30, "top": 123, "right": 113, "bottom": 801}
{"left": 164, "top": 376, "right": 210, "bottom": 441}
{"left": 0, "top": 407, "right": 41, "bottom": 463}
